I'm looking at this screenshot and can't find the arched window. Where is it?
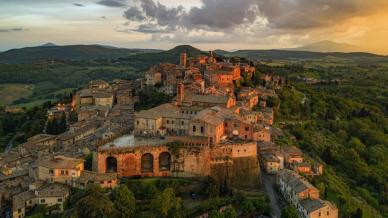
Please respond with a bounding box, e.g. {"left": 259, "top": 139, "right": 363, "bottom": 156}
{"left": 159, "top": 152, "right": 171, "bottom": 171}
{"left": 106, "top": 156, "right": 117, "bottom": 173}
{"left": 141, "top": 153, "right": 154, "bottom": 173}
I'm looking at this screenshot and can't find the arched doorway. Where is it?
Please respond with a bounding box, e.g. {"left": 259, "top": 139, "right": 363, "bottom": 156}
{"left": 159, "top": 152, "right": 171, "bottom": 171}
{"left": 141, "top": 153, "right": 154, "bottom": 173}
{"left": 106, "top": 156, "right": 117, "bottom": 173}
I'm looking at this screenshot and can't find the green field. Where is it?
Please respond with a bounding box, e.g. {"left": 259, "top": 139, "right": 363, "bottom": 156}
{"left": 0, "top": 84, "right": 33, "bottom": 106}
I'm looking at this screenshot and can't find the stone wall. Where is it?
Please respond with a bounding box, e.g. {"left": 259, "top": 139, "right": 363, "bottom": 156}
{"left": 97, "top": 141, "right": 258, "bottom": 181}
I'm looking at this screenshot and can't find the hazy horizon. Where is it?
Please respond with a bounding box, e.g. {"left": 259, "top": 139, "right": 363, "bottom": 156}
{"left": 1, "top": 0, "right": 388, "bottom": 54}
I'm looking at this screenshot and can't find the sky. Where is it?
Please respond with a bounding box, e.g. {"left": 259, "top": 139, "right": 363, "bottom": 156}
{"left": 1, "top": 0, "right": 388, "bottom": 54}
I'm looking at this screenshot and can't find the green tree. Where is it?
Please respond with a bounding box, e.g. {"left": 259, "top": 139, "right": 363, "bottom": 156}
{"left": 209, "top": 210, "right": 224, "bottom": 218}
{"left": 75, "top": 184, "right": 113, "bottom": 218}
{"left": 241, "top": 200, "right": 255, "bottom": 217}
{"left": 223, "top": 207, "right": 237, "bottom": 218}
{"left": 58, "top": 112, "right": 67, "bottom": 133}
{"left": 140, "top": 182, "right": 158, "bottom": 199}
{"left": 46, "top": 117, "right": 57, "bottom": 135}
{"left": 112, "top": 185, "right": 136, "bottom": 218}
{"left": 0, "top": 121, "right": 4, "bottom": 136}
{"left": 151, "top": 188, "right": 182, "bottom": 217}
{"left": 69, "top": 110, "right": 78, "bottom": 123}
{"left": 281, "top": 206, "right": 299, "bottom": 218}
{"left": 352, "top": 208, "right": 363, "bottom": 218}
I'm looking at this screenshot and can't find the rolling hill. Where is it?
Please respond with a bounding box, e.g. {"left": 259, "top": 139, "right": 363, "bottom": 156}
{"left": 0, "top": 44, "right": 161, "bottom": 63}
{"left": 287, "top": 40, "right": 363, "bottom": 53}
{"left": 214, "top": 49, "right": 384, "bottom": 60}
{"left": 118, "top": 44, "right": 208, "bottom": 65}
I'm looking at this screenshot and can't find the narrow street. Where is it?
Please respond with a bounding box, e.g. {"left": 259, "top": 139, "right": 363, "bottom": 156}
{"left": 261, "top": 172, "right": 283, "bottom": 218}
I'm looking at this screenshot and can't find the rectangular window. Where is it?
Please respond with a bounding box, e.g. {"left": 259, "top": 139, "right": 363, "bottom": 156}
{"left": 58, "top": 198, "right": 62, "bottom": 202}
{"left": 193, "top": 125, "right": 196, "bottom": 132}
{"left": 41, "top": 199, "right": 45, "bottom": 203}
{"left": 61, "top": 170, "right": 65, "bottom": 175}
{"left": 49, "top": 170, "right": 54, "bottom": 175}
{"left": 200, "top": 126, "right": 204, "bottom": 133}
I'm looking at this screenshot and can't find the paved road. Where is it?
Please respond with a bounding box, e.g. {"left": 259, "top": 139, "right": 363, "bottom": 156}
{"left": 261, "top": 172, "right": 282, "bottom": 218}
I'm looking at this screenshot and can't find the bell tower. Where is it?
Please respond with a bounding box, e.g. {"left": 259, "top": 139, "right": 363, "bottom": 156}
{"left": 176, "top": 82, "right": 185, "bottom": 105}
{"left": 180, "top": 52, "right": 187, "bottom": 67}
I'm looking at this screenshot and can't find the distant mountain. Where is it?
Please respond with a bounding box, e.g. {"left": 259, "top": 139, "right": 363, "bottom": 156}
{"left": 40, "top": 42, "right": 57, "bottom": 47}
{"left": 214, "top": 49, "right": 383, "bottom": 60}
{"left": 287, "top": 40, "right": 363, "bottom": 53}
{"left": 1, "top": 43, "right": 384, "bottom": 64}
{"left": 0, "top": 44, "right": 161, "bottom": 63}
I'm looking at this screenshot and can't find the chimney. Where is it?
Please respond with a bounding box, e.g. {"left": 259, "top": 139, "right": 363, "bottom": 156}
{"left": 180, "top": 52, "right": 187, "bottom": 67}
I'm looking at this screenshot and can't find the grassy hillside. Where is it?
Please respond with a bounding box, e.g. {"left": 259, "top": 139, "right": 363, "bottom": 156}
{"left": 261, "top": 61, "right": 388, "bottom": 217}
{"left": 0, "top": 84, "right": 33, "bottom": 107}
{"left": 0, "top": 45, "right": 161, "bottom": 63}
{"left": 215, "top": 49, "right": 386, "bottom": 61}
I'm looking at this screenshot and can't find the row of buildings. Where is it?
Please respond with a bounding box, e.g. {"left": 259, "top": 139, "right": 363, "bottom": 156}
{"left": 277, "top": 169, "right": 338, "bottom": 218}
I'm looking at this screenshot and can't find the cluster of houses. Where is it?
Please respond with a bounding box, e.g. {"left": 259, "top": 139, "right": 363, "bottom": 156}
{"left": 137, "top": 51, "right": 275, "bottom": 145}
{"left": 277, "top": 169, "right": 338, "bottom": 218}
{"left": 258, "top": 142, "right": 323, "bottom": 176}
{"left": 0, "top": 79, "right": 139, "bottom": 217}
{"left": 257, "top": 142, "right": 337, "bottom": 217}
{"left": 0, "top": 50, "right": 338, "bottom": 218}
{"left": 5, "top": 154, "right": 117, "bottom": 218}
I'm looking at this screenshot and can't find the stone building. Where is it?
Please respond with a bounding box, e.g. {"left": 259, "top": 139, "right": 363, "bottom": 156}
{"left": 77, "top": 170, "right": 118, "bottom": 189}
{"left": 12, "top": 183, "right": 70, "bottom": 218}
{"left": 36, "top": 156, "right": 84, "bottom": 186}
{"left": 261, "top": 153, "right": 281, "bottom": 174}
{"left": 135, "top": 103, "right": 191, "bottom": 137}
{"left": 96, "top": 135, "right": 258, "bottom": 181}
{"left": 277, "top": 169, "right": 338, "bottom": 218}
{"left": 283, "top": 146, "right": 304, "bottom": 165}
{"left": 94, "top": 93, "right": 114, "bottom": 108}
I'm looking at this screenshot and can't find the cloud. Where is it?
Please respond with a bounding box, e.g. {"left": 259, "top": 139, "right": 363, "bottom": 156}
{"left": 257, "top": 0, "right": 388, "bottom": 29}
{"left": 97, "top": 0, "right": 127, "bottom": 7}
{"left": 184, "top": 0, "right": 260, "bottom": 30}
{"left": 119, "top": 0, "right": 388, "bottom": 49}
{"left": 123, "top": 6, "right": 146, "bottom": 21}
{"left": 73, "top": 3, "right": 84, "bottom": 7}
{"left": 131, "top": 24, "right": 174, "bottom": 33}
{"left": 124, "top": 0, "right": 388, "bottom": 33}
{"left": 0, "top": 28, "right": 26, "bottom": 33}
{"left": 140, "top": 0, "right": 184, "bottom": 27}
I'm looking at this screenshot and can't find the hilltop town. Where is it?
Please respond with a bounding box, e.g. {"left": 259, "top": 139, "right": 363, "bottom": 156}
{"left": 0, "top": 51, "right": 338, "bottom": 218}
